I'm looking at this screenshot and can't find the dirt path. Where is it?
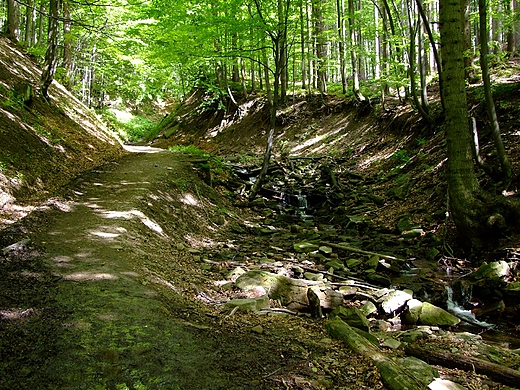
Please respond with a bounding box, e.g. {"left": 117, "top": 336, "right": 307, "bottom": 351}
{"left": 26, "top": 148, "right": 239, "bottom": 389}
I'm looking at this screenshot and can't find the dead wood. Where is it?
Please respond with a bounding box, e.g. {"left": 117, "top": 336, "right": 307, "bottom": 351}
{"left": 327, "top": 318, "right": 425, "bottom": 390}
{"left": 404, "top": 344, "right": 520, "bottom": 388}
{"left": 321, "top": 241, "right": 405, "bottom": 263}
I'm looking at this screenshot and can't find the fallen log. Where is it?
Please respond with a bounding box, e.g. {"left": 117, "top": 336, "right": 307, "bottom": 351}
{"left": 321, "top": 241, "right": 405, "bottom": 263}
{"left": 327, "top": 318, "right": 425, "bottom": 390}
{"left": 404, "top": 344, "right": 520, "bottom": 389}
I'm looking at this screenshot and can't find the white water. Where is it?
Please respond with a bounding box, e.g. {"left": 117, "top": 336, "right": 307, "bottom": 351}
{"left": 445, "top": 286, "right": 494, "bottom": 329}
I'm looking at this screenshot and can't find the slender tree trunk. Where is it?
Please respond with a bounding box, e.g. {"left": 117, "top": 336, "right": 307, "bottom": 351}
{"left": 40, "top": 0, "right": 60, "bottom": 99}
{"left": 416, "top": 0, "right": 444, "bottom": 109}
{"left": 62, "top": 0, "right": 73, "bottom": 89}
{"left": 439, "top": 0, "right": 482, "bottom": 248}
{"left": 478, "top": 0, "right": 512, "bottom": 181}
{"left": 300, "top": 0, "right": 307, "bottom": 89}
{"left": 348, "top": 0, "right": 364, "bottom": 101}
{"left": 336, "top": 0, "right": 347, "bottom": 93}
{"left": 460, "top": 0, "right": 472, "bottom": 78}
{"left": 313, "top": 0, "right": 327, "bottom": 95}
{"left": 24, "top": 0, "right": 36, "bottom": 45}
{"left": 37, "top": 0, "right": 46, "bottom": 44}
{"left": 506, "top": 0, "right": 516, "bottom": 54}
{"left": 6, "top": 0, "right": 20, "bottom": 42}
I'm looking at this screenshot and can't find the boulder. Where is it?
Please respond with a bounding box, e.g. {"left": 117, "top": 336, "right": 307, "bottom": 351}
{"left": 402, "top": 299, "right": 423, "bottom": 325}
{"left": 419, "top": 302, "right": 460, "bottom": 326}
{"left": 379, "top": 290, "right": 413, "bottom": 315}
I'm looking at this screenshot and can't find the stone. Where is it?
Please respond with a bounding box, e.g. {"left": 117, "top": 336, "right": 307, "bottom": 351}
{"left": 361, "top": 301, "right": 378, "bottom": 317}
{"left": 473, "top": 261, "right": 510, "bottom": 280}
{"left": 304, "top": 272, "right": 324, "bottom": 281}
{"left": 428, "top": 378, "right": 467, "bottom": 390}
{"left": 381, "top": 337, "right": 401, "bottom": 349}
{"left": 401, "top": 228, "right": 424, "bottom": 239}
{"left": 330, "top": 307, "right": 370, "bottom": 332}
{"left": 379, "top": 290, "right": 413, "bottom": 315}
{"left": 401, "top": 329, "right": 430, "bottom": 343}
{"left": 402, "top": 298, "right": 423, "bottom": 325}
{"left": 366, "top": 255, "right": 379, "bottom": 270}
{"left": 325, "top": 260, "right": 344, "bottom": 271}
{"left": 225, "top": 295, "right": 270, "bottom": 312}
{"left": 251, "top": 325, "right": 264, "bottom": 334}
{"left": 346, "top": 258, "right": 362, "bottom": 269}
{"left": 227, "top": 266, "right": 247, "bottom": 281}
{"left": 419, "top": 302, "right": 460, "bottom": 326}
{"left": 319, "top": 246, "right": 333, "bottom": 256}
{"left": 339, "top": 286, "right": 358, "bottom": 296}
{"left": 397, "top": 214, "right": 412, "bottom": 232}
{"left": 293, "top": 242, "right": 319, "bottom": 253}
{"left": 366, "top": 272, "right": 391, "bottom": 287}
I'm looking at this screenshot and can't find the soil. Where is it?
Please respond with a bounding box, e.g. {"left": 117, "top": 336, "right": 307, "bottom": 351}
{"left": 2, "top": 36, "right": 520, "bottom": 389}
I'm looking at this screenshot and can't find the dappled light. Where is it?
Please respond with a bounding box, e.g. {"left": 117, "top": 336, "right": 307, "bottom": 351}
{"left": 90, "top": 230, "right": 120, "bottom": 239}
{"left": 62, "top": 272, "right": 118, "bottom": 281}
{"left": 1, "top": 308, "right": 37, "bottom": 321}
{"left": 180, "top": 193, "right": 199, "bottom": 206}
{"left": 98, "top": 209, "right": 165, "bottom": 236}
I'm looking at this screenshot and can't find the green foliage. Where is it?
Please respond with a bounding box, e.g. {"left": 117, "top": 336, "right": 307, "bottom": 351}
{"left": 0, "top": 161, "right": 6, "bottom": 172}
{"left": 0, "top": 86, "right": 25, "bottom": 110}
{"left": 391, "top": 149, "right": 411, "bottom": 165}
{"left": 100, "top": 109, "right": 158, "bottom": 142}
{"left": 169, "top": 145, "right": 211, "bottom": 159}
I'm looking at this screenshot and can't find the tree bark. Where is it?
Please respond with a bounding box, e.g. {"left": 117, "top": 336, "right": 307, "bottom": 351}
{"left": 348, "top": 0, "right": 365, "bottom": 101}
{"left": 327, "top": 318, "right": 425, "bottom": 390}
{"left": 478, "top": 0, "right": 512, "bottom": 182}
{"left": 313, "top": 0, "right": 327, "bottom": 95}
{"left": 336, "top": 0, "right": 347, "bottom": 94}
{"left": 62, "top": 0, "right": 74, "bottom": 89}
{"left": 405, "top": 344, "right": 520, "bottom": 388}
{"left": 24, "top": 0, "right": 36, "bottom": 45}
{"left": 439, "top": 0, "right": 482, "bottom": 248}
{"left": 6, "top": 0, "right": 20, "bottom": 42}
{"left": 40, "top": 0, "right": 60, "bottom": 99}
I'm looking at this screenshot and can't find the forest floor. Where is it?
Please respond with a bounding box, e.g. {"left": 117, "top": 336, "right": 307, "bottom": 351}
{"left": 2, "top": 36, "right": 520, "bottom": 389}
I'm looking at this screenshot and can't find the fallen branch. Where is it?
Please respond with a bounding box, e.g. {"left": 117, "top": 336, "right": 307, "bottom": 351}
{"left": 321, "top": 241, "right": 405, "bottom": 263}
{"left": 404, "top": 344, "right": 520, "bottom": 388}
{"left": 327, "top": 318, "right": 425, "bottom": 390}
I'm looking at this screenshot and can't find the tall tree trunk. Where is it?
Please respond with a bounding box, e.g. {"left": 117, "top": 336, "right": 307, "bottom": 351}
{"left": 6, "top": 0, "right": 20, "bottom": 42}
{"left": 24, "top": 0, "right": 36, "bottom": 45}
{"left": 337, "top": 0, "right": 347, "bottom": 94}
{"left": 348, "top": 0, "right": 365, "bottom": 101}
{"left": 37, "top": 0, "right": 46, "bottom": 44}
{"left": 62, "top": 0, "right": 73, "bottom": 89}
{"left": 439, "top": 0, "right": 482, "bottom": 249}
{"left": 416, "top": 0, "right": 444, "bottom": 110}
{"left": 460, "top": 0, "right": 472, "bottom": 79}
{"left": 40, "top": 0, "right": 60, "bottom": 99}
{"left": 313, "top": 0, "right": 327, "bottom": 95}
{"left": 505, "top": 0, "right": 516, "bottom": 54}
{"left": 478, "top": 0, "right": 512, "bottom": 181}
{"left": 300, "top": 0, "right": 307, "bottom": 89}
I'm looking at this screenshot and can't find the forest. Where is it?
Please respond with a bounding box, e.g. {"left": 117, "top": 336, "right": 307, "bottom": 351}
{"left": 1, "top": 0, "right": 520, "bottom": 389}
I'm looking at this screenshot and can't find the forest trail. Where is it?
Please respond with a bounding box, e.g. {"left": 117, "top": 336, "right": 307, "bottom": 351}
{"left": 29, "top": 148, "right": 233, "bottom": 389}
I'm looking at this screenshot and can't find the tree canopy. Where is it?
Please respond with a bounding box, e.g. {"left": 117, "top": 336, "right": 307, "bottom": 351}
{"left": 2, "top": 0, "right": 518, "bottom": 110}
